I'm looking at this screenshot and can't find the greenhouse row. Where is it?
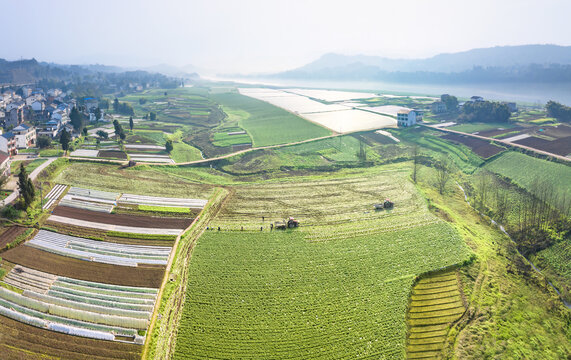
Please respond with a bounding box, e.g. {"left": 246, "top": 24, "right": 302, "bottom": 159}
{"left": 26, "top": 230, "right": 172, "bottom": 266}
{"left": 0, "top": 266, "right": 156, "bottom": 344}
{"left": 119, "top": 193, "right": 208, "bottom": 209}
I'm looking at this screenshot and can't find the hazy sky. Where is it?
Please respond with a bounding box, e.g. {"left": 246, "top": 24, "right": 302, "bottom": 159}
{"left": 3, "top": 0, "right": 571, "bottom": 74}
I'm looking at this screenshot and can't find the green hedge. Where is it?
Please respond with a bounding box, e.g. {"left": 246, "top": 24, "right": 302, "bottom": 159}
{"left": 106, "top": 231, "right": 177, "bottom": 241}
{"left": 138, "top": 205, "right": 190, "bottom": 214}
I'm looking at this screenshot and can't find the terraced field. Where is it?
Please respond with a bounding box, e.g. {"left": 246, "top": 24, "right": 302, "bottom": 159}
{"left": 172, "top": 167, "right": 471, "bottom": 359}
{"left": 407, "top": 270, "right": 466, "bottom": 359}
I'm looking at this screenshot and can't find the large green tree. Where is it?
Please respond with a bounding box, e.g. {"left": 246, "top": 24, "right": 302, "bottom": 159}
{"left": 69, "top": 107, "right": 84, "bottom": 130}
{"left": 18, "top": 163, "right": 35, "bottom": 209}
{"left": 546, "top": 100, "right": 571, "bottom": 122}
{"left": 165, "top": 139, "right": 173, "bottom": 153}
{"left": 441, "top": 94, "right": 458, "bottom": 112}
{"left": 60, "top": 128, "right": 71, "bottom": 152}
{"left": 94, "top": 107, "right": 102, "bottom": 122}
{"left": 460, "top": 101, "right": 511, "bottom": 123}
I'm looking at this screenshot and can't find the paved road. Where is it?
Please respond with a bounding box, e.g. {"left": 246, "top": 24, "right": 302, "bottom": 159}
{"left": 423, "top": 124, "right": 571, "bottom": 163}
{"left": 2, "top": 157, "right": 58, "bottom": 206}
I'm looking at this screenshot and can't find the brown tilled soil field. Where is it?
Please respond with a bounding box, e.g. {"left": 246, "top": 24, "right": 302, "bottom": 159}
{"left": 0, "top": 315, "right": 141, "bottom": 360}
{"left": 97, "top": 150, "right": 128, "bottom": 159}
{"left": 0, "top": 226, "right": 27, "bottom": 249}
{"left": 441, "top": 133, "right": 505, "bottom": 158}
{"left": 514, "top": 136, "right": 571, "bottom": 156}
{"left": 44, "top": 222, "right": 176, "bottom": 246}
{"left": 53, "top": 206, "right": 192, "bottom": 229}
{"left": 2, "top": 247, "right": 165, "bottom": 288}
{"left": 534, "top": 124, "right": 571, "bottom": 139}
{"left": 477, "top": 126, "right": 525, "bottom": 137}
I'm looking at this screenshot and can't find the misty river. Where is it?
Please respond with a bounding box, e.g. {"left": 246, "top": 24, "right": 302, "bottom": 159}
{"left": 220, "top": 77, "right": 571, "bottom": 106}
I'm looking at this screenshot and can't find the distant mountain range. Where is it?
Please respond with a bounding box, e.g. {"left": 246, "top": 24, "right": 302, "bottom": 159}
{"left": 0, "top": 59, "right": 200, "bottom": 85}
{"left": 267, "top": 45, "right": 571, "bottom": 83}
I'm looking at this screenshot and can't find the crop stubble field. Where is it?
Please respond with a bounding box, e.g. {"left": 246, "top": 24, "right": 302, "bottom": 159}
{"left": 173, "top": 166, "right": 471, "bottom": 359}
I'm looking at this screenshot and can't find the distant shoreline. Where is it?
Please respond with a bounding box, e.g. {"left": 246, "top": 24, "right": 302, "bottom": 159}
{"left": 211, "top": 77, "right": 571, "bottom": 106}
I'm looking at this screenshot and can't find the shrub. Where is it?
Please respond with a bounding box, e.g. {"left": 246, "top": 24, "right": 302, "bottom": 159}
{"left": 2, "top": 205, "right": 20, "bottom": 219}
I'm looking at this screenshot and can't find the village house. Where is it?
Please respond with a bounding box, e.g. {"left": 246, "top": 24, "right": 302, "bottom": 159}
{"left": 470, "top": 96, "right": 484, "bottom": 102}
{"left": 47, "top": 89, "right": 62, "bottom": 98}
{"left": 37, "top": 120, "right": 61, "bottom": 138}
{"left": 5, "top": 101, "right": 25, "bottom": 127}
{"left": 397, "top": 109, "right": 417, "bottom": 127}
{"left": 85, "top": 97, "right": 99, "bottom": 112}
{"left": 502, "top": 102, "right": 517, "bottom": 112}
{"left": 431, "top": 101, "right": 447, "bottom": 113}
{"left": 0, "top": 132, "right": 18, "bottom": 156}
{"left": 21, "top": 86, "right": 33, "bottom": 98}
{"left": 12, "top": 124, "right": 36, "bottom": 149}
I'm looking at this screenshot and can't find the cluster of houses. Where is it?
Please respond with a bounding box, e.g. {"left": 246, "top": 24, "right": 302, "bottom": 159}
{"left": 0, "top": 85, "right": 104, "bottom": 176}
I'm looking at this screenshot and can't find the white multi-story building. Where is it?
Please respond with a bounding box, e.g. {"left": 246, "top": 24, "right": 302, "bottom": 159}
{"left": 13, "top": 124, "right": 36, "bottom": 149}
{"left": 397, "top": 110, "right": 417, "bottom": 127}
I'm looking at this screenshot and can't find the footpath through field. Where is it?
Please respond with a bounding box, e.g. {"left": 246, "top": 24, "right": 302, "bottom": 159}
{"left": 69, "top": 133, "right": 346, "bottom": 166}
{"left": 424, "top": 124, "right": 571, "bottom": 162}
{"left": 3, "top": 157, "right": 58, "bottom": 206}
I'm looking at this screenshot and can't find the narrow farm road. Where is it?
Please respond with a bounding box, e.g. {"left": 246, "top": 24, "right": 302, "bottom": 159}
{"left": 69, "top": 133, "right": 347, "bottom": 166}
{"left": 3, "top": 157, "right": 58, "bottom": 206}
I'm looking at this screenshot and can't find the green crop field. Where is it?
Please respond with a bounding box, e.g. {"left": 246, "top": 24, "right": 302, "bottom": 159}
{"left": 11, "top": 159, "right": 47, "bottom": 175}
{"left": 138, "top": 205, "right": 191, "bottom": 214}
{"left": 172, "top": 166, "right": 470, "bottom": 359}
{"left": 170, "top": 142, "right": 203, "bottom": 163}
{"left": 212, "top": 132, "right": 252, "bottom": 146}
{"left": 483, "top": 151, "right": 571, "bottom": 201}
{"left": 55, "top": 162, "right": 214, "bottom": 199}
{"left": 211, "top": 93, "right": 331, "bottom": 147}
{"left": 131, "top": 130, "right": 167, "bottom": 144}
{"left": 449, "top": 122, "right": 516, "bottom": 133}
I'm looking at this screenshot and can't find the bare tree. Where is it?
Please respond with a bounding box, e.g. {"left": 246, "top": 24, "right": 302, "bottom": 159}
{"left": 475, "top": 170, "right": 492, "bottom": 212}
{"left": 435, "top": 155, "right": 451, "bottom": 195}
{"left": 494, "top": 187, "right": 509, "bottom": 224}
{"left": 412, "top": 145, "right": 419, "bottom": 183}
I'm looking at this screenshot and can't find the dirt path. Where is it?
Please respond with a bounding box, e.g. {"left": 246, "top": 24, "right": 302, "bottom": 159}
{"left": 424, "top": 124, "right": 571, "bottom": 162}
{"left": 2, "top": 157, "right": 58, "bottom": 206}
{"left": 69, "top": 133, "right": 346, "bottom": 167}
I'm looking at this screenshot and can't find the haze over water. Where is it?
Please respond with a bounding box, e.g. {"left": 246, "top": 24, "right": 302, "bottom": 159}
{"left": 222, "top": 77, "right": 571, "bottom": 106}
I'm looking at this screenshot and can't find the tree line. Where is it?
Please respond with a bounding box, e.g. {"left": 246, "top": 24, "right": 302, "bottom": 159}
{"left": 459, "top": 101, "right": 511, "bottom": 123}
{"left": 113, "top": 98, "right": 134, "bottom": 116}
{"left": 546, "top": 101, "right": 571, "bottom": 122}
{"left": 470, "top": 170, "right": 570, "bottom": 257}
